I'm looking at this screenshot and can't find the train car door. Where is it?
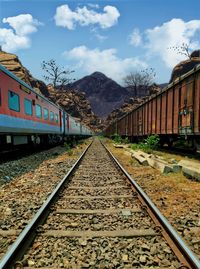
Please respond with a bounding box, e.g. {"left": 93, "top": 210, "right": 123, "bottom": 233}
{"left": 179, "top": 78, "right": 194, "bottom": 135}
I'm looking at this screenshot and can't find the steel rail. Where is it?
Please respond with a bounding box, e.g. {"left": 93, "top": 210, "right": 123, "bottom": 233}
{"left": 102, "top": 141, "right": 200, "bottom": 269}
{"left": 0, "top": 141, "right": 93, "bottom": 269}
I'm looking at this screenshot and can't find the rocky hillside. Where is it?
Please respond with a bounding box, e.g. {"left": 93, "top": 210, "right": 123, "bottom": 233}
{"left": 0, "top": 51, "right": 102, "bottom": 131}
{"left": 0, "top": 51, "right": 49, "bottom": 96}
{"left": 66, "top": 72, "right": 132, "bottom": 118}
{"left": 47, "top": 85, "right": 103, "bottom": 131}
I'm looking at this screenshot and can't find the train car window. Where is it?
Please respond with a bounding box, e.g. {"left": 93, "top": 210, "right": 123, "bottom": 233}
{"left": 50, "top": 111, "right": 54, "bottom": 121}
{"left": 8, "top": 91, "right": 20, "bottom": 112}
{"left": 55, "top": 114, "right": 58, "bottom": 123}
{"left": 36, "top": 104, "right": 42, "bottom": 118}
{"left": 44, "top": 108, "right": 49, "bottom": 120}
{"left": 24, "top": 99, "right": 32, "bottom": 115}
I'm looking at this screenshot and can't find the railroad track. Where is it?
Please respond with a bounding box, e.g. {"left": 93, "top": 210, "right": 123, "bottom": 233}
{"left": 0, "top": 138, "right": 199, "bottom": 269}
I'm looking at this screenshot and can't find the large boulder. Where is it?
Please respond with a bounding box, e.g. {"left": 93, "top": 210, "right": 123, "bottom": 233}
{"left": 169, "top": 50, "right": 200, "bottom": 83}
{"left": 0, "top": 51, "right": 49, "bottom": 96}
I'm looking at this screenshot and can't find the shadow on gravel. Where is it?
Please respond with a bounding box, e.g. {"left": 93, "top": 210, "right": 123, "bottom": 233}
{"left": 0, "top": 145, "right": 68, "bottom": 186}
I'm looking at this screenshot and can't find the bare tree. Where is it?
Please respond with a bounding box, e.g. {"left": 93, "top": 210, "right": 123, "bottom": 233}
{"left": 168, "top": 42, "right": 192, "bottom": 59}
{"left": 41, "top": 59, "right": 75, "bottom": 89}
{"left": 123, "top": 68, "right": 156, "bottom": 97}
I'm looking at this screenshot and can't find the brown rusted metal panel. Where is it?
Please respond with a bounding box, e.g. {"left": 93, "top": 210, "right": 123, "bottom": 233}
{"left": 127, "top": 113, "right": 130, "bottom": 136}
{"left": 142, "top": 105, "right": 144, "bottom": 135}
{"left": 180, "top": 81, "right": 186, "bottom": 109}
{"left": 156, "top": 96, "right": 161, "bottom": 134}
{"left": 124, "top": 116, "right": 128, "bottom": 135}
{"left": 136, "top": 110, "right": 139, "bottom": 136}
{"left": 187, "top": 79, "right": 194, "bottom": 107}
{"left": 161, "top": 93, "right": 167, "bottom": 134}
{"left": 194, "top": 73, "right": 200, "bottom": 133}
{"left": 144, "top": 103, "right": 148, "bottom": 135}
{"left": 131, "top": 111, "right": 133, "bottom": 136}
{"left": 135, "top": 110, "right": 138, "bottom": 136}
{"left": 118, "top": 118, "right": 123, "bottom": 136}
{"left": 146, "top": 103, "right": 149, "bottom": 135}
{"left": 122, "top": 117, "right": 126, "bottom": 135}
{"left": 148, "top": 101, "right": 152, "bottom": 135}
{"left": 123, "top": 117, "right": 126, "bottom": 136}
{"left": 117, "top": 119, "right": 121, "bottom": 135}
{"left": 173, "top": 85, "right": 180, "bottom": 134}
{"left": 133, "top": 110, "right": 137, "bottom": 136}
{"left": 136, "top": 109, "right": 139, "bottom": 136}
{"left": 138, "top": 107, "right": 143, "bottom": 136}
{"left": 167, "top": 88, "right": 173, "bottom": 134}
{"left": 131, "top": 112, "right": 133, "bottom": 136}
{"left": 132, "top": 111, "right": 135, "bottom": 136}
{"left": 128, "top": 112, "right": 132, "bottom": 136}
{"left": 179, "top": 78, "right": 194, "bottom": 135}
{"left": 152, "top": 99, "right": 156, "bottom": 134}
{"left": 127, "top": 113, "right": 132, "bottom": 136}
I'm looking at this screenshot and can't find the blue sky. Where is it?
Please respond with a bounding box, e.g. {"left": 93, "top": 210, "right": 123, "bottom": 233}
{"left": 0, "top": 0, "right": 200, "bottom": 85}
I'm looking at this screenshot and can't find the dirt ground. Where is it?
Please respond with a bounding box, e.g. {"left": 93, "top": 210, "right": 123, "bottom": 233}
{"left": 105, "top": 139, "right": 200, "bottom": 260}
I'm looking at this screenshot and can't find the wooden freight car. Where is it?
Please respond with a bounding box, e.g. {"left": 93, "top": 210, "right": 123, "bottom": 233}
{"left": 105, "top": 64, "right": 200, "bottom": 147}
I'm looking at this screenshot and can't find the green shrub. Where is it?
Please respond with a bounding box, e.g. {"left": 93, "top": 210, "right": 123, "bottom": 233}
{"left": 131, "top": 143, "right": 139, "bottom": 150}
{"left": 145, "top": 135, "right": 160, "bottom": 150}
{"left": 139, "top": 142, "right": 153, "bottom": 154}
{"left": 123, "top": 137, "right": 129, "bottom": 144}
{"left": 131, "top": 135, "right": 160, "bottom": 153}
{"left": 113, "top": 133, "right": 123, "bottom": 144}
{"left": 112, "top": 134, "right": 130, "bottom": 144}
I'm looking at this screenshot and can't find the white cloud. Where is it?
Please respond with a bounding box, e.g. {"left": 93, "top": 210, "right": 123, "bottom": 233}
{"left": 54, "top": 4, "right": 120, "bottom": 30}
{"left": 145, "top": 18, "right": 200, "bottom": 68}
{"left": 0, "top": 28, "right": 30, "bottom": 51}
{"left": 2, "top": 14, "right": 41, "bottom": 36}
{"left": 129, "top": 28, "right": 142, "bottom": 46}
{"left": 63, "top": 45, "right": 147, "bottom": 83}
{"left": 0, "top": 14, "right": 42, "bottom": 52}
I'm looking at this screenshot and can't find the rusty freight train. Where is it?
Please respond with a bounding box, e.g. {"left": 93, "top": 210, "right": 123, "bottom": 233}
{"left": 104, "top": 64, "right": 200, "bottom": 148}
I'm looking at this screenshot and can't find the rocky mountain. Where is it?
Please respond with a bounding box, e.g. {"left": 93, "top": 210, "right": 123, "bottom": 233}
{"left": 0, "top": 51, "right": 102, "bottom": 132}
{"left": 66, "top": 72, "right": 132, "bottom": 118}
